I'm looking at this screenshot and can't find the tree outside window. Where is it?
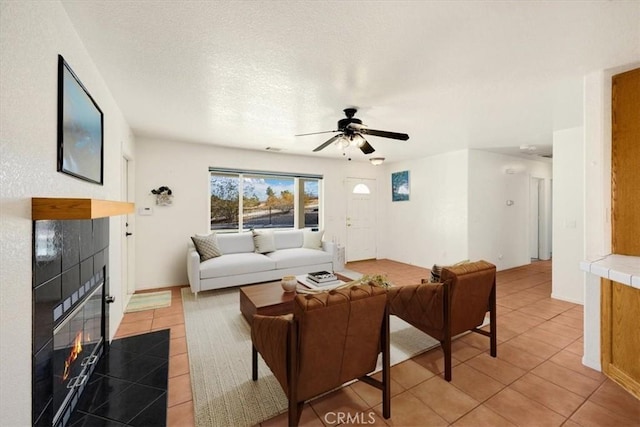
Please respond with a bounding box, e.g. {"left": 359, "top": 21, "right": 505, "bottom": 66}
{"left": 210, "top": 171, "right": 320, "bottom": 231}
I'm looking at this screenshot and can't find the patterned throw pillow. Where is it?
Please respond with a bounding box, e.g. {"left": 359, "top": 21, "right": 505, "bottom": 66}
{"left": 429, "top": 264, "right": 443, "bottom": 283}
{"left": 191, "top": 233, "right": 223, "bottom": 261}
{"left": 252, "top": 230, "right": 276, "bottom": 254}
{"left": 428, "top": 260, "right": 470, "bottom": 282}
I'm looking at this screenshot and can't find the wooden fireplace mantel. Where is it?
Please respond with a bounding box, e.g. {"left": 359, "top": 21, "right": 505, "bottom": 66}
{"left": 32, "top": 197, "right": 134, "bottom": 220}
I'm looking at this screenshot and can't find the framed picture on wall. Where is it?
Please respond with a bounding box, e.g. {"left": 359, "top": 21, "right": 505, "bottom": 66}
{"left": 57, "top": 54, "right": 104, "bottom": 185}
{"left": 391, "top": 170, "right": 410, "bottom": 201}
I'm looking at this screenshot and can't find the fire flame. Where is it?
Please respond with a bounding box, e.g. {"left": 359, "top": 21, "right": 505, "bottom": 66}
{"left": 62, "top": 332, "right": 83, "bottom": 381}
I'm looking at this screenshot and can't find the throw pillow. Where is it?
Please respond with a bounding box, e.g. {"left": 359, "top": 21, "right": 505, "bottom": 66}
{"left": 429, "top": 259, "right": 470, "bottom": 282}
{"left": 303, "top": 229, "right": 324, "bottom": 250}
{"left": 429, "top": 264, "right": 443, "bottom": 283}
{"left": 252, "top": 229, "right": 276, "bottom": 254}
{"left": 191, "top": 233, "right": 222, "bottom": 261}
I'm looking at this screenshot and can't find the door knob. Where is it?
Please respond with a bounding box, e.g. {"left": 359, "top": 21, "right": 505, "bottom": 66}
{"left": 125, "top": 232, "right": 133, "bottom": 236}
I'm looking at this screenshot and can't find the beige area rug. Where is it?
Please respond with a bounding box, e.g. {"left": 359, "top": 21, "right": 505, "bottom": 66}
{"left": 124, "top": 290, "right": 172, "bottom": 313}
{"left": 181, "top": 285, "right": 443, "bottom": 427}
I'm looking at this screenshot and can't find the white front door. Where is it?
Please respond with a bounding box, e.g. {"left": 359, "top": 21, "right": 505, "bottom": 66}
{"left": 346, "top": 178, "right": 377, "bottom": 262}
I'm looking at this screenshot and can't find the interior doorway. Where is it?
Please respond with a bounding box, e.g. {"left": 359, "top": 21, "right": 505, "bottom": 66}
{"left": 530, "top": 176, "right": 552, "bottom": 261}
{"left": 345, "top": 177, "right": 377, "bottom": 262}
{"left": 530, "top": 177, "right": 543, "bottom": 259}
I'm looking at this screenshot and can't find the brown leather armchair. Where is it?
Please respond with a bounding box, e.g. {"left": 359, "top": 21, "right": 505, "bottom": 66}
{"left": 386, "top": 260, "right": 497, "bottom": 381}
{"left": 251, "top": 284, "right": 391, "bottom": 426}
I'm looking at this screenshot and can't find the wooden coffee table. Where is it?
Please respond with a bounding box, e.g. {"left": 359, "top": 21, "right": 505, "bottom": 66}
{"left": 239, "top": 273, "right": 351, "bottom": 324}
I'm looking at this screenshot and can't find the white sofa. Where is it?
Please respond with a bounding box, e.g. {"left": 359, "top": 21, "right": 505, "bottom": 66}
{"left": 187, "top": 229, "right": 335, "bottom": 294}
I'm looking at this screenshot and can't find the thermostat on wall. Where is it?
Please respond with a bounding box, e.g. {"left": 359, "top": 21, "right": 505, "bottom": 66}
{"left": 138, "top": 207, "right": 153, "bottom": 216}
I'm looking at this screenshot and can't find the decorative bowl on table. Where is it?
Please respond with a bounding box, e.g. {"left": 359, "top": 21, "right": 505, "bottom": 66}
{"left": 281, "top": 275, "right": 297, "bottom": 292}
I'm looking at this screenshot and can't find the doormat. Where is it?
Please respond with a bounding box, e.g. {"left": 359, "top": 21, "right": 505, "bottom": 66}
{"left": 125, "top": 290, "right": 172, "bottom": 313}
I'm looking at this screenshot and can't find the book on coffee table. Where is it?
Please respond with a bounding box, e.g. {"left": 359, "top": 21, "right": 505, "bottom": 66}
{"left": 306, "top": 271, "right": 337, "bottom": 283}
{"left": 296, "top": 274, "right": 343, "bottom": 290}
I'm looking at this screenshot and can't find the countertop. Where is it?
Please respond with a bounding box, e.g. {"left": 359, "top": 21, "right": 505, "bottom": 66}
{"left": 580, "top": 254, "right": 640, "bottom": 289}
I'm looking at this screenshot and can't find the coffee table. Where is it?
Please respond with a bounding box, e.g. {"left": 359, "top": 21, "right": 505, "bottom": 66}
{"left": 239, "top": 273, "right": 351, "bottom": 324}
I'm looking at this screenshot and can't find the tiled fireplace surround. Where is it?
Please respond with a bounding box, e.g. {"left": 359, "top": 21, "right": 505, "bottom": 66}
{"left": 32, "top": 218, "right": 110, "bottom": 426}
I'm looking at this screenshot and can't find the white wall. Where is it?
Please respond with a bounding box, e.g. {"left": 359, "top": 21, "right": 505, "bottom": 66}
{"left": 582, "top": 69, "right": 611, "bottom": 371}
{"left": 377, "top": 150, "right": 469, "bottom": 269}
{"left": 0, "top": 2, "right": 132, "bottom": 424}
{"left": 375, "top": 149, "right": 552, "bottom": 272}
{"left": 467, "top": 150, "right": 552, "bottom": 271}
{"left": 133, "top": 137, "right": 378, "bottom": 289}
{"left": 552, "top": 127, "right": 585, "bottom": 304}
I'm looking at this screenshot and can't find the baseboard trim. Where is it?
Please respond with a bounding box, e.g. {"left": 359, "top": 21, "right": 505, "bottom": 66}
{"left": 550, "top": 293, "right": 584, "bottom": 305}
{"left": 582, "top": 355, "right": 601, "bottom": 372}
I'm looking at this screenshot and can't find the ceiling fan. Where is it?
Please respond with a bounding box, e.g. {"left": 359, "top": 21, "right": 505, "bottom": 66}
{"left": 296, "top": 108, "right": 410, "bottom": 154}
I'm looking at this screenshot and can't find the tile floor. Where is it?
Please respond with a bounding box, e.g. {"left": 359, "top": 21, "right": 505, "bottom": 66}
{"left": 114, "top": 260, "right": 640, "bottom": 426}
{"left": 70, "top": 329, "right": 170, "bottom": 426}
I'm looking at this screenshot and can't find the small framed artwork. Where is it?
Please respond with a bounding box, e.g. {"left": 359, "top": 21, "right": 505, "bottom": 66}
{"left": 391, "top": 170, "right": 410, "bottom": 201}
{"left": 57, "top": 55, "right": 104, "bottom": 185}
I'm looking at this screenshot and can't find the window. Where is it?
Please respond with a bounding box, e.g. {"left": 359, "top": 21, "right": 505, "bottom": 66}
{"left": 210, "top": 168, "right": 322, "bottom": 231}
{"left": 242, "top": 175, "right": 294, "bottom": 229}
{"left": 302, "top": 179, "right": 319, "bottom": 229}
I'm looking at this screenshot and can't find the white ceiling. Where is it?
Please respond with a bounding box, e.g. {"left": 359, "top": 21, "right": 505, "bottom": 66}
{"left": 61, "top": 1, "right": 639, "bottom": 163}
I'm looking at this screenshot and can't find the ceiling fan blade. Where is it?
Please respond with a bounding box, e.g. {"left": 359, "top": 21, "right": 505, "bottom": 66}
{"left": 361, "top": 128, "right": 410, "bottom": 141}
{"left": 295, "top": 130, "right": 338, "bottom": 137}
{"left": 313, "top": 134, "right": 342, "bottom": 152}
{"left": 359, "top": 140, "right": 375, "bottom": 155}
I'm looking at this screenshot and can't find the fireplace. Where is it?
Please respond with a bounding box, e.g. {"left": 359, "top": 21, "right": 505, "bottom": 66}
{"left": 33, "top": 218, "right": 111, "bottom": 426}
{"left": 51, "top": 279, "right": 104, "bottom": 426}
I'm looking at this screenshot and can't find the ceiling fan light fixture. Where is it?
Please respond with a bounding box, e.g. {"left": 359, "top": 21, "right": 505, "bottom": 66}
{"left": 335, "top": 136, "right": 350, "bottom": 150}
{"left": 369, "top": 157, "right": 385, "bottom": 166}
{"left": 301, "top": 108, "right": 409, "bottom": 153}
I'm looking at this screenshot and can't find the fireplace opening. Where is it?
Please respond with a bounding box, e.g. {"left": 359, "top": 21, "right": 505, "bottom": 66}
{"left": 52, "top": 280, "right": 104, "bottom": 427}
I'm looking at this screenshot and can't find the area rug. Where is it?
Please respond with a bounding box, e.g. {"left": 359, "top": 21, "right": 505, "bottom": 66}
{"left": 181, "top": 285, "right": 441, "bottom": 427}
{"left": 124, "top": 290, "right": 172, "bottom": 313}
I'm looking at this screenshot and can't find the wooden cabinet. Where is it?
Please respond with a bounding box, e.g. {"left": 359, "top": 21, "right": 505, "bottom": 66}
{"left": 602, "top": 67, "right": 640, "bottom": 399}
{"left": 601, "top": 279, "right": 640, "bottom": 399}
{"left": 611, "top": 68, "right": 640, "bottom": 256}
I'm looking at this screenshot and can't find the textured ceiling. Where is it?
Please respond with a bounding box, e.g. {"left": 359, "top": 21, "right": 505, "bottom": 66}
{"left": 61, "top": 1, "right": 639, "bottom": 163}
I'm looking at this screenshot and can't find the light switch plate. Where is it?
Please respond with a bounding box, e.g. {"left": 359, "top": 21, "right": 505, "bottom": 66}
{"left": 138, "top": 207, "right": 153, "bottom": 216}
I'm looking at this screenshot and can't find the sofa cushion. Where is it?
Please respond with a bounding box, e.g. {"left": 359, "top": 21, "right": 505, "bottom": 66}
{"left": 303, "top": 229, "right": 324, "bottom": 250}
{"left": 274, "top": 229, "right": 304, "bottom": 249}
{"left": 200, "top": 253, "right": 276, "bottom": 279}
{"left": 191, "top": 233, "right": 222, "bottom": 261}
{"left": 253, "top": 229, "right": 276, "bottom": 254}
{"left": 267, "top": 247, "right": 332, "bottom": 269}
{"left": 216, "top": 233, "right": 255, "bottom": 254}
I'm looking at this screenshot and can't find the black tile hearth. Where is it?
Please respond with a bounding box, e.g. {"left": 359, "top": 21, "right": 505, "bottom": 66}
{"left": 69, "top": 330, "right": 170, "bottom": 427}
